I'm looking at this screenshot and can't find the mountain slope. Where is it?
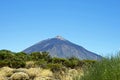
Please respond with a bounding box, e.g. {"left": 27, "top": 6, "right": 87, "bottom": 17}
{"left": 23, "top": 36, "right": 102, "bottom": 60}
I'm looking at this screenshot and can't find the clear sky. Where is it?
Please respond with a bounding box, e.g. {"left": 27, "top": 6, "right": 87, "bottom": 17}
{"left": 0, "top": 0, "right": 120, "bottom": 56}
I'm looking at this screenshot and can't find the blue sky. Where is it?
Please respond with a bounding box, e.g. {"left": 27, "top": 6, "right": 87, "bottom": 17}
{"left": 0, "top": 0, "right": 120, "bottom": 56}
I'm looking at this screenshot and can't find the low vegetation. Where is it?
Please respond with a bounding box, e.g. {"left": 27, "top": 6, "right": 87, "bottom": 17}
{"left": 75, "top": 52, "right": 120, "bottom": 80}
{"left": 0, "top": 50, "right": 95, "bottom": 69}
{"left": 0, "top": 49, "right": 94, "bottom": 80}
{"left": 2, "top": 49, "right": 120, "bottom": 80}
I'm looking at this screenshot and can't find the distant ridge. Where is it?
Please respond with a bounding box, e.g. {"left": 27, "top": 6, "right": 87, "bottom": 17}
{"left": 23, "top": 36, "right": 102, "bottom": 60}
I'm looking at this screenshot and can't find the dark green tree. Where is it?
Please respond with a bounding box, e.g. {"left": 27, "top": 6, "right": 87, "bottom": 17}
{"left": 0, "top": 50, "right": 14, "bottom": 60}
{"left": 15, "top": 52, "right": 30, "bottom": 61}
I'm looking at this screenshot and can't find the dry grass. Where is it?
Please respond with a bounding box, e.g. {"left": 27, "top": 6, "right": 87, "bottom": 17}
{"left": 38, "top": 69, "right": 53, "bottom": 77}
{"left": 54, "top": 69, "right": 83, "bottom": 80}
{"left": 26, "top": 68, "right": 43, "bottom": 79}
{"left": 52, "top": 68, "right": 83, "bottom": 80}
{"left": 34, "top": 77, "right": 53, "bottom": 80}
{"left": 13, "top": 68, "right": 28, "bottom": 73}
{"left": 0, "top": 67, "right": 83, "bottom": 80}
{"left": 72, "top": 69, "right": 84, "bottom": 80}
{"left": 0, "top": 75, "right": 7, "bottom": 80}
{"left": 26, "top": 61, "right": 36, "bottom": 68}
{"left": 0, "top": 67, "right": 13, "bottom": 77}
{"left": 10, "top": 72, "right": 29, "bottom": 80}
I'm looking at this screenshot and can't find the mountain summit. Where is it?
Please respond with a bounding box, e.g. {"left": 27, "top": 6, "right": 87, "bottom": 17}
{"left": 55, "top": 35, "right": 65, "bottom": 40}
{"left": 23, "top": 36, "right": 102, "bottom": 60}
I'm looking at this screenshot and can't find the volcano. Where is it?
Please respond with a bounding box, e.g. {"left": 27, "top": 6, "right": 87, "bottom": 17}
{"left": 23, "top": 36, "right": 102, "bottom": 60}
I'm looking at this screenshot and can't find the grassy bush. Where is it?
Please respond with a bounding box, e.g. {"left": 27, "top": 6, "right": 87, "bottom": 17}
{"left": 0, "top": 60, "right": 8, "bottom": 67}
{"left": 26, "top": 61, "right": 36, "bottom": 68}
{"left": 0, "top": 50, "right": 14, "bottom": 60}
{"left": 15, "top": 52, "right": 30, "bottom": 61}
{"left": 47, "top": 63, "right": 63, "bottom": 72}
{"left": 26, "top": 68, "right": 42, "bottom": 79}
{"left": 78, "top": 53, "right": 120, "bottom": 80}
{"left": 35, "top": 59, "right": 47, "bottom": 68}
{"left": 30, "top": 52, "right": 51, "bottom": 61}
{"left": 26, "top": 68, "right": 53, "bottom": 79}
{"left": 0, "top": 50, "right": 88, "bottom": 69}
{"left": 7, "top": 58, "right": 26, "bottom": 68}
{"left": 51, "top": 57, "right": 66, "bottom": 64}
{"left": 82, "top": 60, "right": 96, "bottom": 68}
{"left": 63, "top": 57, "right": 80, "bottom": 68}
{"left": 0, "top": 59, "right": 26, "bottom": 68}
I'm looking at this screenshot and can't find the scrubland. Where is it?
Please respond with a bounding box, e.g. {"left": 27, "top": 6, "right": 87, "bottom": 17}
{"left": 0, "top": 50, "right": 92, "bottom": 80}
{"left": 1, "top": 50, "right": 120, "bottom": 80}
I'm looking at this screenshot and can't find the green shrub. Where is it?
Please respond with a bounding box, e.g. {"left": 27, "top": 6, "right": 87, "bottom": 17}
{"left": 30, "top": 52, "right": 42, "bottom": 60}
{"left": 79, "top": 53, "right": 120, "bottom": 80}
{"left": 0, "top": 50, "right": 14, "bottom": 60}
{"left": 0, "top": 59, "right": 25, "bottom": 68}
{"left": 47, "top": 63, "right": 63, "bottom": 72}
{"left": 51, "top": 57, "right": 66, "bottom": 64}
{"left": 81, "top": 60, "right": 96, "bottom": 68}
{"left": 0, "top": 60, "right": 8, "bottom": 67}
{"left": 6, "top": 57, "right": 26, "bottom": 68}
{"left": 35, "top": 59, "right": 47, "bottom": 68}
{"left": 15, "top": 52, "right": 30, "bottom": 61}
{"left": 30, "top": 52, "right": 51, "bottom": 61}
{"left": 63, "top": 57, "right": 80, "bottom": 68}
